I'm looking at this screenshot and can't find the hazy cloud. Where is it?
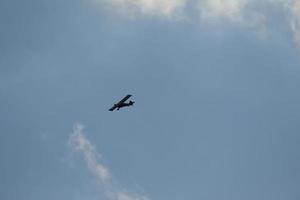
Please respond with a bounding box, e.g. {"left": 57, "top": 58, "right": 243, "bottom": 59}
{"left": 93, "top": 0, "right": 187, "bottom": 18}
{"left": 198, "top": 0, "right": 247, "bottom": 22}
{"left": 288, "top": 0, "right": 300, "bottom": 46}
{"left": 197, "top": 0, "right": 268, "bottom": 37}
{"left": 87, "top": 0, "right": 300, "bottom": 47}
{"left": 197, "top": 0, "right": 300, "bottom": 47}
{"left": 69, "top": 123, "right": 150, "bottom": 200}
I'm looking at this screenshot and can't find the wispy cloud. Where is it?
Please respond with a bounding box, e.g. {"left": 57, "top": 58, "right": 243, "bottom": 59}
{"left": 267, "top": 0, "right": 300, "bottom": 46}
{"left": 93, "top": 0, "right": 187, "bottom": 19}
{"left": 69, "top": 123, "right": 150, "bottom": 200}
{"left": 288, "top": 0, "right": 300, "bottom": 46}
{"left": 197, "top": 0, "right": 267, "bottom": 37}
{"left": 198, "top": 0, "right": 247, "bottom": 22}
{"left": 85, "top": 0, "right": 300, "bottom": 47}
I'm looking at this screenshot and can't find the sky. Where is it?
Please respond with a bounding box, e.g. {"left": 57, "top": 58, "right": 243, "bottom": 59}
{"left": 1, "top": 0, "right": 300, "bottom": 200}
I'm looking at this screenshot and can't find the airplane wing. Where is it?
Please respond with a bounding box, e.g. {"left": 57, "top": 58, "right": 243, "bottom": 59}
{"left": 118, "top": 94, "right": 132, "bottom": 104}
{"left": 109, "top": 105, "right": 117, "bottom": 111}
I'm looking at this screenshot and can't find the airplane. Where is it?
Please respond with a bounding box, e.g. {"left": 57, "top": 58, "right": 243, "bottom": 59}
{"left": 109, "top": 94, "right": 135, "bottom": 111}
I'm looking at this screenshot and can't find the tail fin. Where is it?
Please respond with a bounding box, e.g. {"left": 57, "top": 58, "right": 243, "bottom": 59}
{"left": 129, "top": 100, "right": 134, "bottom": 105}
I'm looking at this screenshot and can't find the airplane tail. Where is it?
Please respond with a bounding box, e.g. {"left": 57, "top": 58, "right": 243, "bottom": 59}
{"left": 129, "top": 100, "right": 134, "bottom": 106}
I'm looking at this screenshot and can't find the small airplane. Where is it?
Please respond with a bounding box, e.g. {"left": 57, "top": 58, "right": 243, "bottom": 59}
{"left": 109, "top": 94, "right": 135, "bottom": 111}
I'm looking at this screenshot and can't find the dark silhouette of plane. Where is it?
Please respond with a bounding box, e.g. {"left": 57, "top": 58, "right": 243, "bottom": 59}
{"left": 109, "top": 94, "right": 134, "bottom": 111}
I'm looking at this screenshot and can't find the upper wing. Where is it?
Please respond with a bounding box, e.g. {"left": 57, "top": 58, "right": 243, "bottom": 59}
{"left": 118, "top": 94, "right": 132, "bottom": 104}
{"left": 109, "top": 105, "right": 117, "bottom": 111}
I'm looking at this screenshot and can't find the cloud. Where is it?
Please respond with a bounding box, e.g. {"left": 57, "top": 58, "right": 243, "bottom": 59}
{"left": 93, "top": 0, "right": 187, "bottom": 18}
{"left": 69, "top": 123, "right": 150, "bottom": 200}
{"left": 197, "top": 0, "right": 300, "bottom": 47}
{"left": 198, "top": 0, "right": 247, "bottom": 22}
{"left": 288, "top": 0, "right": 300, "bottom": 46}
{"left": 87, "top": 0, "right": 300, "bottom": 47}
{"left": 198, "top": 0, "right": 268, "bottom": 34}
{"left": 266, "top": 0, "right": 300, "bottom": 46}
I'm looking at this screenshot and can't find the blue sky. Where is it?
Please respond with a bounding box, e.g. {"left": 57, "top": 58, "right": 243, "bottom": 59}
{"left": 1, "top": 0, "right": 300, "bottom": 200}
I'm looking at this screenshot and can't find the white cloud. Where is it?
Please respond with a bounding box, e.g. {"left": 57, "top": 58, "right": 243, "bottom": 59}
{"left": 198, "top": 0, "right": 247, "bottom": 22}
{"left": 288, "top": 0, "right": 300, "bottom": 46}
{"left": 265, "top": 0, "right": 300, "bottom": 46}
{"left": 198, "top": 0, "right": 268, "bottom": 32}
{"left": 69, "top": 123, "right": 150, "bottom": 200}
{"left": 87, "top": 0, "right": 300, "bottom": 47}
{"left": 197, "top": 0, "right": 300, "bottom": 47}
{"left": 94, "top": 0, "right": 187, "bottom": 18}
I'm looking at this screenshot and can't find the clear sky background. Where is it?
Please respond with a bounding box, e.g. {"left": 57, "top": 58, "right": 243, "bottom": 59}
{"left": 1, "top": 0, "right": 300, "bottom": 200}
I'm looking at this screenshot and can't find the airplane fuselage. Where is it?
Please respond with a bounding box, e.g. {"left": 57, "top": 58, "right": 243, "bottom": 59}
{"left": 115, "top": 101, "right": 134, "bottom": 110}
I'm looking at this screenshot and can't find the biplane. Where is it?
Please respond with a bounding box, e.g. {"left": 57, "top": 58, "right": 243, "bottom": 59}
{"left": 109, "top": 94, "right": 134, "bottom": 111}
